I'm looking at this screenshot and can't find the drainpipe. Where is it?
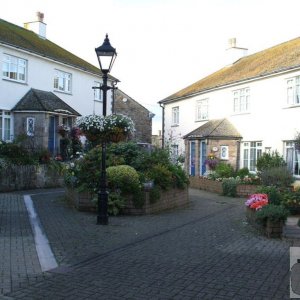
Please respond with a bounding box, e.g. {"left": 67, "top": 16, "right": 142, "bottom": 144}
{"left": 159, "top": 103, "right": 165, "bottom": 149}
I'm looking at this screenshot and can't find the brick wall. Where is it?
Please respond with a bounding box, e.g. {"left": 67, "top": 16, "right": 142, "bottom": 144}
{"left": 66, "top": 187, "right": 189, "bottom": 215}
{"left": 189, "top": 176, "right": 259, "bottom": 197}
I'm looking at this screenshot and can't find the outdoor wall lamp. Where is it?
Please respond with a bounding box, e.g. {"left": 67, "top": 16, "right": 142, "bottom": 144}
{"left": 95, "top": 34, "right": 117, "bottom": 225}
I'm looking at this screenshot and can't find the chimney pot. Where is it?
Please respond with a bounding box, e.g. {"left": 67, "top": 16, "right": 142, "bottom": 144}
{"left": 36, "top": 12, "right": 44, "bottom": 22}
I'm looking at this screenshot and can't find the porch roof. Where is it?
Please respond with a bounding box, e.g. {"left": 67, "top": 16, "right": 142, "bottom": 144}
{"left": 184, "top": 118, "right": 242, "bottom": 139}
{"left": 12, "top": 88, "right": 81, "bottom": 116}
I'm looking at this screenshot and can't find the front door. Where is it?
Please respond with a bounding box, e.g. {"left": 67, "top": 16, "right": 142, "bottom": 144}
{"left": 200, "top": 140, "right": 207, "bottom": 175}
{"left": 48, "top": 116, "right": 57, "bottom": 154}
{"left": 190, "top": 141, "right": 196, "bottom": 176}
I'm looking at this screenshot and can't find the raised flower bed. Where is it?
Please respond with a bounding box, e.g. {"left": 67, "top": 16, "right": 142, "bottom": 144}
{"left": 245, "top": 193, "right": 289, "bottom": 238}
{"left": 65, "top": 187, "right": 189, "bottom": 215}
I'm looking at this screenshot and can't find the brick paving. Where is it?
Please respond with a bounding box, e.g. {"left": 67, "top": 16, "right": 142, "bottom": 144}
{"left": 0, "top": 188, "right": 294, "bottom": 299}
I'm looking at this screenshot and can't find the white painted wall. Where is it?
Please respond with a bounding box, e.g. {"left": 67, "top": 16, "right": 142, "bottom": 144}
{"left": 164, "top": 68, "right": 300, "bottom": 160}
{"left": 0, "top": 44, "right": 113, "bottom": 116}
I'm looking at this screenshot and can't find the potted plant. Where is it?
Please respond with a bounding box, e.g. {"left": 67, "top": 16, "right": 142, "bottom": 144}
{"left": 255, "top": 204, "right": 289, "bottom": 238}
{"left": 75, "top": 114, "right": 135, "bottom": 145}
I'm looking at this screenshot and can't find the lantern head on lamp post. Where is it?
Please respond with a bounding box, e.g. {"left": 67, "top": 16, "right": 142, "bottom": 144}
{"left": 95, "top": 34, "right": 117, "bottom": 225}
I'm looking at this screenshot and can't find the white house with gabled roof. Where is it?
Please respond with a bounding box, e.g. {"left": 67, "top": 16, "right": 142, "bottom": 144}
{"left": 159, "top": 38, "right": 300, "bottom": 179}
{"left": 0, "top": 13, "right": 116, "bottom": 154}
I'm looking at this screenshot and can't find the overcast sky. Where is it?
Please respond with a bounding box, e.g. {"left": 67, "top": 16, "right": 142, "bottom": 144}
{"left": 2, "top": 0, "right": 300, "bottom": 133}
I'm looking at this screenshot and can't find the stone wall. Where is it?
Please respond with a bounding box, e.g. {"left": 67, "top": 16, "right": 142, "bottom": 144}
{"left": 0, "top": 164, "right": 64, "bottom": 192}
{"left": 114, "top": 89, "right": 153, "bottom": 143}
{"left": 189, "top": 176, "right": 259, "bottom": 197}
{"left": 66, "top": 187, "right": 189, "bottom": 215}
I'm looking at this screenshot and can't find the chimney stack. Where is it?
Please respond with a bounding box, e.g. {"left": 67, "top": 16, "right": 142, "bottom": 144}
{"left": 225, "top": 37, "right": 247, "bottom": 65}
{"left": 24, "top": 12, "right": 47, "bottom": 39}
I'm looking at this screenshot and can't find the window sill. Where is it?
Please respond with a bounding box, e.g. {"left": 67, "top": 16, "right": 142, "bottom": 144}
{"left": 231, "top": 112, "right": 251, "bottom": 116}
{"left": 94, "top": 99, "right": 103, "bottom": 103}
{"left": 195, "top": 119, "right": 208, "bottom": 123}
{"left": 2, "top": 78, "right": 28, "bottom": 85}
{"left": 53, "top": 90, "right": 72, "bottom": 96}
{"left": 282, "top": 104, "right": 300, "bottom": 109}
{"left": 171, "top": 124, "right": 179, "bottom": 127}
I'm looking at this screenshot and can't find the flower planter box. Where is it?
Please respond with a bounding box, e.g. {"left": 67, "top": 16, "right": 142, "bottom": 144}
{"left": 265, "top": 220, "right": 284, "bottom": 238}
{"left": 65, "top": 187, "right": 189, "bottom": 215}
{"left": 189, "top": 176, "right": 259, "bottom": 197}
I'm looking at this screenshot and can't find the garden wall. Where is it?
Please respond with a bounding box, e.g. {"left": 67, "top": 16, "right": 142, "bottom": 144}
{"left": 0, "top": 165, "right": 64, "bottom": 192}
{"left": 189, "top": 176, "right": 259, "bottom": 197}
{"left": 65, "top": 187, "right": 189, "bottom": 215}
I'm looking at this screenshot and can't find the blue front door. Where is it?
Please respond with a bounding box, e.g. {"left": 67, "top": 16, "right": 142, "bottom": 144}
{"left": 200, "top": 141, "right": 207, "bottom": 175}
{"left": 190, "top": 141, "right": 196, "bottom": 176}
{"left": 48, "top": 116, "right": 56, "bottom": 154}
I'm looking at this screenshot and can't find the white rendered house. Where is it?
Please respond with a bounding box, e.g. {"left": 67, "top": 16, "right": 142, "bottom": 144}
{"left": 159, "top": 38, "right": 300, "bottom": 179}
{"left": 0, "top": 13, "right": 115, "bottom": 154}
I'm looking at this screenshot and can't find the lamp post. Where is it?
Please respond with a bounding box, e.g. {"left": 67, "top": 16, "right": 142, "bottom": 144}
{"left": 95, "top": 34, "right": 117, "bottom": 225}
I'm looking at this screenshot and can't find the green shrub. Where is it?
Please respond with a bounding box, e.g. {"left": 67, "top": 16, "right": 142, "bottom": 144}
{"left": 259, "top": 166, "right": 294, "bottom": 188}
{"left": 236, "top": 167, "right": 250, "bottom": 178}
{"left": 107, "top": 165, "right": 140, "bottom": 194}
{"left": 282, "top": 189, "right": 300, "bottom": 208}
{"left": 108, "top": 192, "right": 125, "bottom": 216}
{"left": 222, "top": 178, "right": 240, "bottom": 197}
{"left": 255, "top": 204, "right": 289, "bottom": 225}
{"left": 148, "top": 164, "right": 173, "bottom": 190}
{"left": 255, "top": 185, "right": 283, "bottom": 205}
{"left": 215, "top": 162, "right": 235, "bottom": 178}
{"left": 168, "top": 164, "right": 189, "bottom": 189}
{"left": 256, "top": 151, "right": 286, "bottom": 171}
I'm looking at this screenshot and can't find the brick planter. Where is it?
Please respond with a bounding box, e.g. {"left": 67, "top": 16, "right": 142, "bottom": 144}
{"left": 65, "top": 187, "right": 189, "bottom": 215}
{"left": 189, "top": 176, "right": 259, "bottom": 197}
{"left": 245, "top": 207, "right": 284, "bottom": 238}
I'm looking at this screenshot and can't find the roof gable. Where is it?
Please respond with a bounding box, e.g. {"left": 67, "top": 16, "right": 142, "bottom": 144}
{"left": 184, "top": 119, "right": 241, "bottom": 139}
{"left": 0, "top": 18, "right": 106, "bottom": 77}
{"left": 12, "top": 88, "right": 81, "bottom": 116}
{"left": 161, "top": 37, "right": 300, "bottom": 102}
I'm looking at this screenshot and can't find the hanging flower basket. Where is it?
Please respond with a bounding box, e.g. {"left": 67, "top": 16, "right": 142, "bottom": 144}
{"left": 75, "top": 114, "right": 135, "bottom": 145}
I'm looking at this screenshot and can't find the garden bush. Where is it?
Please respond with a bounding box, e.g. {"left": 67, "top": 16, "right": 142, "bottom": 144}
{"left": 259, "top": 166, "right": 294, "bottom": 188}
{"left": 222, "top": 177, "right": 240, "bottom": 197}
{"left": 215, "top": 162, "right": 235, "bottom": 178}
{"left": 106, "top": 165, "right": 140, "bottom": 194}
{"left": 256, "top": 151, "right": 286, "bottom": 171}
{"left": 255, "top": 204, "right": 289, "bottom": 225}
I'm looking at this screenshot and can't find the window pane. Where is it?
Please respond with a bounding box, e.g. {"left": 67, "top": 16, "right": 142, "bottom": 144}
{"left": 0, "top": 116, "right": 2, "bottom": 140}
{"left": 4, "top": 118, "right": 10, "bottom": 140}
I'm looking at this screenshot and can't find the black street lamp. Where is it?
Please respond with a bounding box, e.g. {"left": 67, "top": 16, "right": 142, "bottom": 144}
{"left": 95, "top": 34, "right": 117, "bottom": 225}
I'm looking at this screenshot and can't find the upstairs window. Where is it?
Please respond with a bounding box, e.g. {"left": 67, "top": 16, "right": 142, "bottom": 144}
{"left": 54, "top": 70, "right": 72, "bottom": 93}
{"left": 196, "top": 99, "right": 209, "bottom": 121}
{"left": 2, "top": 54, "right": 27, "bottom": 83}
{"left": 287, "top": 76, "right": 300, "bottom": 106}
{"left": 233, "top": 87, "right": 250, "bottom": 113}
{"left": 172, "top": 106, "right": 179, "bottom": 126}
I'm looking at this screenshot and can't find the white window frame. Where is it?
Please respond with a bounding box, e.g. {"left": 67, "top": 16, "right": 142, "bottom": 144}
{"left": 172, "top": 106, "right": 179, "bottom": 126}
{"left": 220, "top": 145, "right": 229, "bottom": 160}
{"left": 243, "top": 141, "right": 262, "bottom": 172}
{"left": 2, "top": 54, "right": 27, "bottom": 83}
{"left": 285, "top": 141, "right": 300, "bottom": 178}
{"left": 94, "top": 81, "right": 102, "bottom": 101}
{"left": 0, "top": 111, "right": 12, "bottom": 141}
{"left": 233, "top": 87, "right": 250, "bottom": 113}
{"left": 196, "top": 98, "right": 209, "bottom": 121}
{"left": 26, "top": 117, "right": 35, "bottom": 136}
{"left": 54, "top": 69, "right": 72, "bottom": 93}
{"left": 287, "top": 76, "right": 300, "bottom": 106}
